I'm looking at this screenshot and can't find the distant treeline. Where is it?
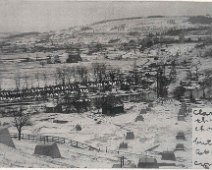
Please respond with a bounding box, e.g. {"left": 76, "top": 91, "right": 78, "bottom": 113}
{"left": 147, "top": 15, "right": 165, "bottom": 18}
{"left": 91, "top": 16, "right": 144, "bottom": 26}
{"left": 165, "top": 26, "right": 211, "bottom": 36}
{"left": 6, "top": 32, "right": 40, "bottom": 39}
{"left": 188, "top": 16, "right": 212, "bottom": 24}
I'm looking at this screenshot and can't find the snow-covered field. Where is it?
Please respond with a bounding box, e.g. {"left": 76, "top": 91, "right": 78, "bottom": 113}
{"left": 2, "top": 99, "right": 210, "bottom": 168}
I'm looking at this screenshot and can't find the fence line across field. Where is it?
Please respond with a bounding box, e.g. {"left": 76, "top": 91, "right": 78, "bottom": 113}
{"left": 10, "top": 133, "right": 90, "bottom": 149}
{"left": 10, "top": 132, "right": 152, "bottom": 157}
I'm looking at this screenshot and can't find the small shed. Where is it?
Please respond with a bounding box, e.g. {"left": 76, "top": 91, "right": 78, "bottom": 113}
{"left": 66, "top": 53, "right": 82, "bottom": 63}
{"left": 45, "top": 102, "right": 62, "bottom": 113}
{"left": 161, "top": 151, "right": 176, "bottom": 161}
{"left": 102, "top": 94, "right": 124, "bottom": 115}
{"left": 137, "top": 157, "right": 159, "bottom": 168}
{"left": 34, "top": 143, "right": 61, "bottom": 158}
{"left": 126, "top": 132, "right": 135, "bottom": 140}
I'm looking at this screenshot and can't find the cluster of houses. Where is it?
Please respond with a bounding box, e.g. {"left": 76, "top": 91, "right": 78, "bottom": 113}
{"left": 47, "top": 51, "right": 82, "bottom": 64}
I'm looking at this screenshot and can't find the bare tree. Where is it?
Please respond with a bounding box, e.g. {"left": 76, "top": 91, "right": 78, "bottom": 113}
{"left": 194, "top": 65, "right": 199, "bottom": 81}
{"left": 70, "top": 67, "right": 77, "bottom": 83}
{"left": 0, "top": 72, "right": 3, "bottom": 91}
{"left": 13, "top": 107, "right": 31, "bottom": 140}
{"left": 199, "top": 70, "right": 212, "bottom": 99}
{"left": 42, "top": 71, "right": 48, "bottom": 87}
{"left": 14, "top": 72, "right": 21, "bottom": 90}
{"left": 56, "top": 67, "right": 66, "bottom": 85}
{"left": 92, "top": 63, "right": 108, "bottom": 91}
{"left": 169, "top": 61, "right": 177, "bottom": 83}
{"left": 23, "top": 74, "right": 29, "bottom": 89}
{"left": 35, "top": 72, "right": 40, "bottom": 88}
{"left": 64, "top": 67, "right": 75, "bottom": 84}
{"left": 54, "top": 71, "right": 59, "bottom": 85}
{"left": 94, "top": 97, "right": 103, "bottom": 114}
{"left": 186, "top": 70, "right": 192, "bottom": 81}
{"left": 108, "top": 67, "right": 121, "bottom": 88}
{"left": 76, "top": 66, "right": 88, "bottom": 85}
{"left": 132, "top": 59, "right": 140, "bottom": 85}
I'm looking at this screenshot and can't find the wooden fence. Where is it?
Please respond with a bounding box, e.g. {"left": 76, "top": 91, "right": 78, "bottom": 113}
{"left": 10, "top": 133, "right": 152, "bottom": 157}
{"left": 10, "top": 133, "right": 95, "bottom": 150}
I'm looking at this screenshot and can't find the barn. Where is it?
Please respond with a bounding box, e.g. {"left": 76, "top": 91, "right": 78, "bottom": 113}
{"left": 102, "top": 94, "right": 124, "bottom": 115}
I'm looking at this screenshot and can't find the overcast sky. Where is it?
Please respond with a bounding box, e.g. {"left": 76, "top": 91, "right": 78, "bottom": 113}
{"left": 1, "top": 0, "right": 212, "bottom": 33}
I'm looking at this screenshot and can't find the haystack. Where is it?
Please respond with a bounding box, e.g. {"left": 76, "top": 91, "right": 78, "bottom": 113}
{"left": 126, "top": 132, "right": 135, "bottom": 140}
{"left": 0, "top": 128, "right": 15, "bottom": 148}
{"left": 34, "top": 143, "right": 61, "bottom": 158}
{"left": 146, "top": 107, "right": 151, "bottom": 111}
{"left": 148, "top": 102, "right": 154, "bottom": 108}
{"left": 119, "top": 142, "right": 128, "bottom": 149}
{"left": 135, "top": 115, "right": 144, "bottom": 122}
{"left": 137, "top": 157, "right": 159, "bottom": 168}
{"left": 161, "top": 151, "right": 176, "bottom": 161}
{"left": 178, "top": 115, "right": 185, "bottom": 121}
{"left": 175, "top": 144, "right": 185, "bottom": 151}
{"left": 176, "top": 131, "right": 186, "bottom": 140}
{"left": 140, "top": 109, "right": 147, "bottom": 114}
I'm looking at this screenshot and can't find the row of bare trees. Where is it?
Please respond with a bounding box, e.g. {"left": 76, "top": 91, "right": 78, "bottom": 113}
{"left": 92, "top": 63, "right": 121, "bottom": 84}
{"left": 12, "top": 66, "right": 88, "bottom": 90}
{"left": 10, "top": 63, "right": 122, "bottom": 91}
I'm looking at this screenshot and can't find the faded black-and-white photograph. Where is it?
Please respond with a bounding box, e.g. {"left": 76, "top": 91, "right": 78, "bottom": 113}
{"left": 1, "top": 0, "right": 212, "bottom": 168}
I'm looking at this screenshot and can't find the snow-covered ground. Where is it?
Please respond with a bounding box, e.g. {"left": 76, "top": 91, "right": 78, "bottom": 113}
{"left": 1, "top": 15, "right": 212, "bottom": 168}
{"left": 2, "top": 99, "right": 210, "bottom": 168}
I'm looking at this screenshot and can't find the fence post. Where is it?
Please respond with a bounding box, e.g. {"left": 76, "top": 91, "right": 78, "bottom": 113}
{"left": 40, "top": 135, "right": 43, "bottom": 143}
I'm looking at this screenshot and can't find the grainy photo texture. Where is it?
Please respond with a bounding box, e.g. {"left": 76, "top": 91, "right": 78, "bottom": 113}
{"left": 1, "top": 0, "right": 212, "bottom": 168}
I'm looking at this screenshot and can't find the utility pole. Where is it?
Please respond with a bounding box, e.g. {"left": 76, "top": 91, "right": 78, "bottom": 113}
{"left": 120, "top": 156, "right": 125, "bottom": 168}
{"left": 156, "top": 63, "right": 169, "bottom": 99}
